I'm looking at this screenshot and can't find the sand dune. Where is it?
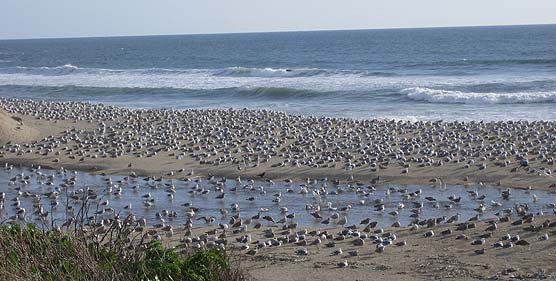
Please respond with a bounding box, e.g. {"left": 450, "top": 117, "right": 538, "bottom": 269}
{"left": 0, "top": 108, "right": 38, "bottom": 145}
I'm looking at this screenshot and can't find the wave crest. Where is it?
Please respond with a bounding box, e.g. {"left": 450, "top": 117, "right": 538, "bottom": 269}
{"left": 0, "top": 65, "right": 398, "bottom": 78}
{"left": 213, "top": 67, "right": 329, "bottom": 77}
{"left": 402, "top": 87, "right": 556, "bottom": 104}
{"left": 11, "top": 64, "right": 82, "bottom": 75}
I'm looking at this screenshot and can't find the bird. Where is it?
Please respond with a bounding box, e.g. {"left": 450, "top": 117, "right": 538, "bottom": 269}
{"left": 337, "top": 260, "right": 348, "bottom": 268}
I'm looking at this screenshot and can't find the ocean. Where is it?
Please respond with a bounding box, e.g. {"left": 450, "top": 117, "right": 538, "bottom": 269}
{"left": 0, "top": 24, "right": 555, "bottom": 121}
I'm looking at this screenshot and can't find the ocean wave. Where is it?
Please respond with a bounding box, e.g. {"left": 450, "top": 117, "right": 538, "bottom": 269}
{"left": 230, "top": 87, "right": 332, "bottom": 98}
{"left": 3, "top": 64, "right": 190, "bottom": 76}
{"left": 0, "top": 64, "right": 397, "bottom": 78}
{"left": 0, "top": 64, "right": 555, "bottom": 95}
{"left": 0, "top": 64, "right": 410, "bottom": 91}
{"left": 213, "top": 67, "right": 326, "bottom": 77}
{"left": 212, "top": 67, "right": 399, "bottom": 78}
{"left": 0, "top": 84, "right": 336, "bottom": 101}
{"left": 402, "top": 87, "right": 556, "bottom": 104}
{"left": 12, "top": 64, "right": 83, "bottom": 75}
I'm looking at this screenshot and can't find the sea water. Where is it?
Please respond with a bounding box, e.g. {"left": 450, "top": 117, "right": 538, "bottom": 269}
{"left": 0, "top": 24, "right": 555, "bottom": 121}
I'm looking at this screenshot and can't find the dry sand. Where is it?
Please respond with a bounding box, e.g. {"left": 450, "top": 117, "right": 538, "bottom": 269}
{"left": 0, "top": 108, "right": 39, "bottom": 145}
{"left": 0, "top": 100, "right": 554, "bottom": 191}
{"left": 158, "top": 217, "right": 556, "bottom": 281}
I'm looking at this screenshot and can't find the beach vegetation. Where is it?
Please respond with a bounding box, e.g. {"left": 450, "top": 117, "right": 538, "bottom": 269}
{"left": 0, "top": 222, "right": 249, "bottom": 281}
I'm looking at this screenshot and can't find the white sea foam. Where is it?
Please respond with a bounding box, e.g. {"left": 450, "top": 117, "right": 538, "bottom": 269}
{"left": 0, "top": 65, "right": 555, "bottom": 103}
{"left": 14, "top": 64, "right": 82, "bottom": 75}
{"left": 0, "top": 65, "right": 409, "bottom": 91}
{"left": 213, "top": 67, "right": 327, "bottom": 77}
{"left": 5, "top": 65, "right": 333, "bottom": 77}
{"left": 402, "top": 87, "right": 556, "bottom": 104}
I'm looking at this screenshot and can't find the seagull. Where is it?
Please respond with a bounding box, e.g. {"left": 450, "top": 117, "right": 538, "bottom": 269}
{"left": 337, "top": 260, "right": 348, "bottom": 268}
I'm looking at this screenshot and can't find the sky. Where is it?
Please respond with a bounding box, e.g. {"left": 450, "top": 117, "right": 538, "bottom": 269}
{"left": 1, "top": 0, "right": 555, "bottom": 39}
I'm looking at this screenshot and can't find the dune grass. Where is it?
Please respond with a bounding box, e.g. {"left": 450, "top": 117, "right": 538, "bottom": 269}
{"left": 0, "top": 221, "right": 249, "bottom": 281}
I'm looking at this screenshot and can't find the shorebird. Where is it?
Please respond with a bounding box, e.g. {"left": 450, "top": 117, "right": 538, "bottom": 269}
{"left": 337, "top": 260, "right": 348, "bottom": 268}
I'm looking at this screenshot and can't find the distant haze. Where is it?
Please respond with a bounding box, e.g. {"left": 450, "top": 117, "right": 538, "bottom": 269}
{"left": 1, "top": 0, "right": 556, "bottom": 39}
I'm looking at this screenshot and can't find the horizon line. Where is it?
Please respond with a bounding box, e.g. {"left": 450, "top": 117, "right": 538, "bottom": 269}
{"left": 2, "top": 22, "right": 555, "bottom": 41}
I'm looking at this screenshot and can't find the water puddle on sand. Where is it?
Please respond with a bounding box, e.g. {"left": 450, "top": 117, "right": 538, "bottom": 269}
{"left": 1, "top": 166, "right": 555, "bottom": 229}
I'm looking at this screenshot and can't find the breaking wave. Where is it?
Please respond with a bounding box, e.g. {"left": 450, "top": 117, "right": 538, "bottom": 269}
{"left": 402, "top": 87, "right": 556, "bottom": 104}
{"left": 0, "top": 65, "right": 396, "bottom": 78}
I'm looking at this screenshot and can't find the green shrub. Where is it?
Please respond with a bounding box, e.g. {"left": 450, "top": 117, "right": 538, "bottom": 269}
{"left": 136, "top": 240, "right": 182, "bottom": 280}
{"left": 0, "top": 223, "right": 249, "bottom": 281}
{"left": 183, "top": 248, "right": 229, "bottom": 281}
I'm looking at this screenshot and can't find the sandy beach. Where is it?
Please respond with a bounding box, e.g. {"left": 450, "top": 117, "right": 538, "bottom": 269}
{"left": 0, "top": 98, "right": 554, "bottom": 191}
{"left": 159, "top": 217, "right": 556, "bottom": 281}
{"left": 1, "top": 98, "right": 556, "bottom": 280}
{"left": 243, "top": 220, "right": 556, "bottom": 281}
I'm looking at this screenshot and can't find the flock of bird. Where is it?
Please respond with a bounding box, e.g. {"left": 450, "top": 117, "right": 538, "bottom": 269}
{"left": 0, "top": 98, "right": 554, "bottom": 188}
{"left": 1, "top": 163, "right": 556, "bottom": 269}
{"left": 0, "top": 97, "right": 556, "bottom": 269}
